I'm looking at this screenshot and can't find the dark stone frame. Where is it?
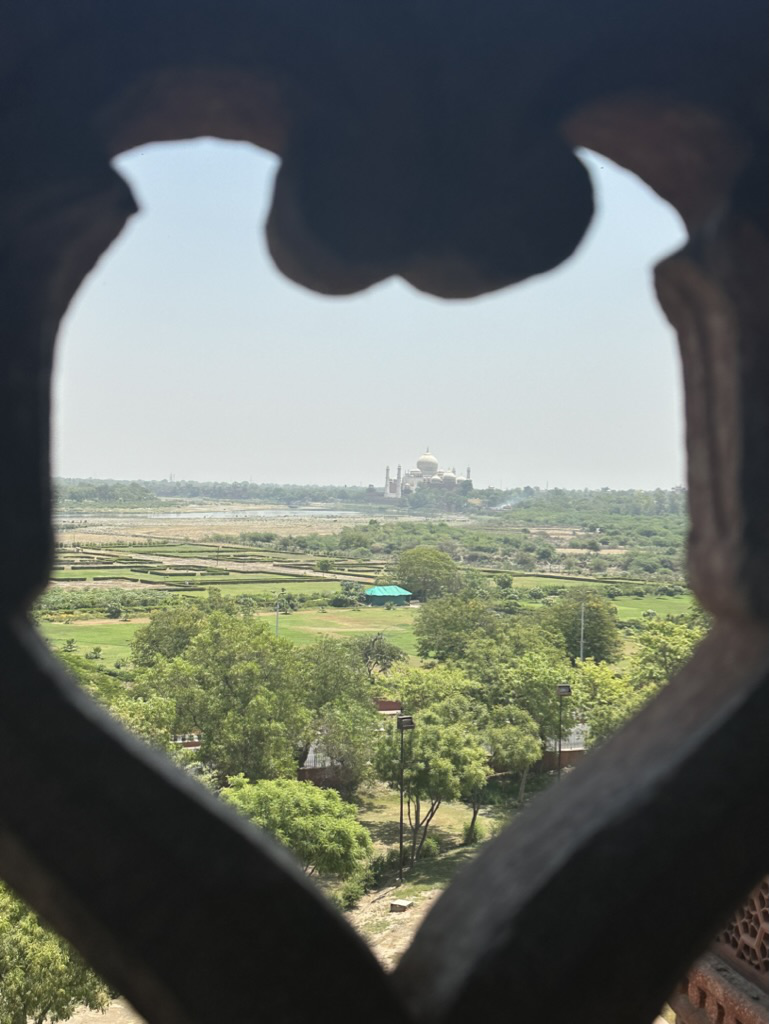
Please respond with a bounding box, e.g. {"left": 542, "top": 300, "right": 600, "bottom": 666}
{"left": 0, "top": 3, "right": 766, "bottom": 1021}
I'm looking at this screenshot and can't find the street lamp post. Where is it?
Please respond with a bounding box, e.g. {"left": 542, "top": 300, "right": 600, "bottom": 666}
{"left": 556, "top": 683, "right": 572, "bottom": 779}
{"left": 397, "top": 715, "right": 415, "bottom": 881}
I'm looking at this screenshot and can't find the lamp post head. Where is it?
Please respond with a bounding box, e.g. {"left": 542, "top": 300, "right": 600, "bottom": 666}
{"left": 556, "top": 684, "right": 572, "bottom": 697}
{"left": 397, "top": 715, "right": 415, "bottom": 731}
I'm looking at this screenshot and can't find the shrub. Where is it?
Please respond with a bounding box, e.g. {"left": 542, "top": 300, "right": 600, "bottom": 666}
{"left": 417, "top": 837, "right": 440, "bottom": 860}
{"left": 463, "top": 819, "right": 487, "bottom": 846}
{"left": 333, "top": 870, "right": 369, "bottom": 910}
{"left": 368, "top": 849, "right": 402, "bottom": 887}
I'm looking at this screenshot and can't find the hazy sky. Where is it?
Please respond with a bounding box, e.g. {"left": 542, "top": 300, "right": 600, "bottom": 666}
{"left": 53, "top": 139, "right": 688, "bottom": 491}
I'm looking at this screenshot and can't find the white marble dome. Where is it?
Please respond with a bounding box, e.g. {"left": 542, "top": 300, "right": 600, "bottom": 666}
{"left": 417, "top": 451, "right": 439, "bottom": 475}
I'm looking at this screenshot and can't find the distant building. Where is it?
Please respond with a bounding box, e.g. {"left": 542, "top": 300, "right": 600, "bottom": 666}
{"left": 384, "top": 449, "right": 471, "bottom": 499}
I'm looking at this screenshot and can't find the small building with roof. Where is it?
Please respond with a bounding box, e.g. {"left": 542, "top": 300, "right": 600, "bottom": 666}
{"left": 364, "top": 585, "right": 412, "bottom": 606}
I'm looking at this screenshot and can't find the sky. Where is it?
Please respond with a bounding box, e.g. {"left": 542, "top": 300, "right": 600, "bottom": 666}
{"left": 53, "top": 139, "right": 688, "bottom": 492}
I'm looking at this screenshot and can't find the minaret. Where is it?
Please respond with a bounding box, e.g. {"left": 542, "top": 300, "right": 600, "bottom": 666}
{"left": 385, "top": 465, "right": 390, "bottom": 493}
{"left": 396, "top": 464, "right": 402, "bottom": 498}
{"left": 466, "top": 466, "right": 472, "bottom": 481}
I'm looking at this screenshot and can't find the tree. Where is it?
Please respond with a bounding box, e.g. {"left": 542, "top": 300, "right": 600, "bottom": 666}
{"left": 628, "top": 618, "right": 704, "bottom": 693}
{"left": 130, "top": 602, "right": 204, "bottom": 666}
{"left": 139, "top": 613, "right": 310, "bottom": 783}
{"left": 298, "top": 636, "right": 382, "bottom": 795}
{"left": 347, "top": 633, "right": 407, "bottom": 680}
{"left": 374, "top": 665, "right": 488, "bottom": 861}
{"left": 328, "top": 581, "right": 366, "bottom": 607}
{"left": 485, "top": 706, "right": 543, "bottom": 804}
{"left": 414, "top": 594, "right": 499, "bottom": 661}
{"left": 221, "top": 776, "right": 372, "bottom": 878}
{"left": 395, "top": 546, "right": 460, "bottom": 601}
{"left": 375, "top": 714, "right": 489, "bottom": 864}
{"left": 313, "top": 697, "right": 379, "bottom": 799}
{"left": 571, "top": 659, "right": 641, "bottom": 748}
{"left": 0, "top": 884, "right": 110, "bottom": 1024}
{"left": 543, "top": 590, "right": 621, "bottom": 663}
{"left": 460, "top": 634, "right": 574, "bottom": 748}
{"left": 299, "top": 636, "right": 372, "bottom": 712}
{"left": 384, "top": 663, "right": 480, "bottom": 716}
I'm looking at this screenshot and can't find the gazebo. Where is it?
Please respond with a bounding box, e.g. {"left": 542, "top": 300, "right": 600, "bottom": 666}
{"left": 364, "top": 585, "right": 412, "bottom": 607}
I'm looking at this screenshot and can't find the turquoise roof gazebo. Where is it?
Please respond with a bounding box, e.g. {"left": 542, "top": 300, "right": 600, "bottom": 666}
{"left": 364, "top": 585, "right": 412, "bottom": 606}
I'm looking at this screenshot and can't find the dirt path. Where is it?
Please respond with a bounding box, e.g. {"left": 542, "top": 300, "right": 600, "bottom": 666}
{"left": 346, "top": 886, "right": 442, "bottom": 970}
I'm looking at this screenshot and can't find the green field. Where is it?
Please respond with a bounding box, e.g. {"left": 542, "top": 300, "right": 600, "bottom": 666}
{"left": 613, "top": 593, "right": 692, "bottom": 620}
{"left": 39, "top": 588, "right": 691, "bottom": 669}
{"left": 40, "top": 605, "right": 418, "bottom": 665}
{"left": 262, "top": 606, "right": 418, "bottom": 655}
{"left": 41, "top": 621, "right": 141, "bottom": 665}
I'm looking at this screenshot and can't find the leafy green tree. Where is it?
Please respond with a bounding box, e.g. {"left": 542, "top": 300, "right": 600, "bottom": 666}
{"left": 328, "top": 581, "right": 366, "bottom": 607}
{"left": 130, "top": 602, "right": 204, "bottom": 666}
{"left": 395, "top": 546, "right": 460, "bottom": 601}
{"left": 384, "top": 663, "right": 480, "bottom": 716}
{"left": 485, "top": 706, "right": 543, "bottom": 804}
{"left": 299, "top": 636, "right": 372, "bottom": 712}
{"left": 628, "top": 618, "right": 704, "bottom": 693}
{"left": 221, "top": 776, "right": 372, "bottom": 878}
{"left": 542, "top": 590, "right": 621, "bottom": 663}
{"left": 0, "top": 884, "right": 110, "bottom": 1024}
{"left": 347, "top": 633, "right": 407, "bottom": 680}
{"left": 460, "top": 634, "right": 574, "bottom": 748}
{"left": 105, "top": 692, "right": 178, "bottom": 752}
{"left": 297, "top": 636, "right": 382, "bottom": 795}
{"left": 375, "top": 666, "right": 488, "bottom": 861}
{"left": 375, "top": 715, "right": 488, "bottom": 864}
{"left": 140, "top": 613, "right": 310, "bottom": 782}
{"left": 313, "top": 697, "right": 379, "bottom": 799}
{"left": 414, "top": 594, "right": 499, "bottom": 661}
{"left": 571, "top": 659, "right": 641, "bottom": 747}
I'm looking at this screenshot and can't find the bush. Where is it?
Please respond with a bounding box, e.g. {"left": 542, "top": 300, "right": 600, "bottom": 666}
{"left": 463, "top": 819, "right": 487, "bottom": 846}
{"left": 333, "top": 870, "right": 369, "bottom": 910}
{"left": 417, "top": 837, "right": 440, "bottom": 860}
{"left": 368, "top": 849, "right": 402, "bottom": 887}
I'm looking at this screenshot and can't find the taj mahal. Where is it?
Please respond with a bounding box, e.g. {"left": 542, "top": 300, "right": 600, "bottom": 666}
{"left": 383, "top": 450, "right": 471, "bottom": 499}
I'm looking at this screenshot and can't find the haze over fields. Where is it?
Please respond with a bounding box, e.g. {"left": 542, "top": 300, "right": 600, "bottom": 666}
{"left": 54, "top": 140, "right": 687, "bottom": 490}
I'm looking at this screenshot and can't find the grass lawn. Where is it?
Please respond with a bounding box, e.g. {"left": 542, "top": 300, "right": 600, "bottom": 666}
{"left": 40, "top": 621, "right": 140, "bottom": 666}
{"left": 613, "top": 593, "right": 692, "bottom": 620}
{"left": 357, "top": 783, "right": 510, "bottom": 850}
{"left": 38, "top": 604, "right": 418, "bottom": 661}
{"left": 264, "top": 606, "right": 418, "bottom": 655}
{"left": 353, "top": 783, "right": 513, "bottom": 903}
